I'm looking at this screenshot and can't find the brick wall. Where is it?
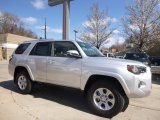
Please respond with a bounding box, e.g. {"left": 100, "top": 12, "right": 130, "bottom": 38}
{"left": 6, "top": 48, "right": 14, "bottom": 60}
{"left": 0, "top": 48, "right": 2, "bottom": 60}
{"left": 0, "top": 34, "right": 7, "bottom": 60}
{"left": 0, "top": 33, "right": 36, "bottom": 60}
{"left": 6, "top": 33, "right": 35, "bottom": 44}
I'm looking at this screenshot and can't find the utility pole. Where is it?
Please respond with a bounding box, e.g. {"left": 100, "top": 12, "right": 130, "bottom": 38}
{"left": 73, "top": 30, "right": 78, "bottom": 40}
{"left": 44, "top": 17, "right": 47, "bottom": 39}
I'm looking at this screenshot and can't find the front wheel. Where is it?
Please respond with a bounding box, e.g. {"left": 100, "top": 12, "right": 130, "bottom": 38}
{"left": 87, "top": 81, "right": 124, "bottom": 118}
{"left": 121, "top": 95, "right": 129, "bottom": 112}
{"left": 15, "top": 71, "right": 33, "bottom": 94}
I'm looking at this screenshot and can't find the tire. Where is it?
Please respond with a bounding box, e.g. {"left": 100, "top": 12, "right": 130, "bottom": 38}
{"left": 87, "top": 81, "right": 124, "bottom": 118}
{"left": 15, "top": 71, "right": 33, "bottom": 94}
{"left": 121, "top": 95, "right": 129, "bottom": 112}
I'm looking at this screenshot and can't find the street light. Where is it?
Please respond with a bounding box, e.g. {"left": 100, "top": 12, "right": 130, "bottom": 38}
{"left": 73, "top": 30, "right": 78, "bottom": 40}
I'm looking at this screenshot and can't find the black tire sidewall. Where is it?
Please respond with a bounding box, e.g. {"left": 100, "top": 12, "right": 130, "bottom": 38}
{"left": 121, "top": 95, "right": 129, "bottom": 112}
{"left": 15, "top": 71, "right": 32, "bottom": 94}
{"left": 87, "top": 81, "right": 124, "bottom": 118}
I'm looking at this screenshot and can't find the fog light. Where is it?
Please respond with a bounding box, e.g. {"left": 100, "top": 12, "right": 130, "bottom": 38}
{"left": 138, "top": 81, "right": 146, "bottom": 88}
{"left": 138, "top": 81, "right": 143, "bottom": 88}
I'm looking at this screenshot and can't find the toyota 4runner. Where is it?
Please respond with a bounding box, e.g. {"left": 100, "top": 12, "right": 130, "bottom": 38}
{"left": 8, "top": 40, "right": 152, "bottom": 118}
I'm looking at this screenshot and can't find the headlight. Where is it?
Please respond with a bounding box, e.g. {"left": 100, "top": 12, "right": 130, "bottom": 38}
{"left": 127, "top": 65, "right": 146, "bottom": 74}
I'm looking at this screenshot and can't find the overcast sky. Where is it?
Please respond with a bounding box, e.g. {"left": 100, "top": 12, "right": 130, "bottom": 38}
{"left": 0, "top": 0, "right": 133, "bottom": 47}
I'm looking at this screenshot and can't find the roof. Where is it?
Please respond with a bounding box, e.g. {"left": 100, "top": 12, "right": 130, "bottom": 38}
{"left": 23, "top": 39, "right": 84, "bottom": 44}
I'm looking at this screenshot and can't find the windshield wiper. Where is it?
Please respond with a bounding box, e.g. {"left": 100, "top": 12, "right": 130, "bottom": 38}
{"left": 89, "top": 55, "right": 104, "bottom": 57}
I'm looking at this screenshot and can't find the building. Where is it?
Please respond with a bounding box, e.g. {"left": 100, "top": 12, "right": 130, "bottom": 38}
{"left": 0, "top": 33, "right": 35, "bottom": 60}
{"left": 101, "top": 48, "right": 117, "bottom": 54}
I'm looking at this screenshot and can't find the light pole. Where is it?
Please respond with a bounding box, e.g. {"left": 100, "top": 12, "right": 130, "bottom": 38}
{"left": 73, "top": 30, "right": 78, "bottom": 40}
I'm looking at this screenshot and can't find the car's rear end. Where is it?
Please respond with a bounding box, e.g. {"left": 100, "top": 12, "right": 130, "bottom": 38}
{"left": 8, "top": 42, "right": 31, "bottom": 76}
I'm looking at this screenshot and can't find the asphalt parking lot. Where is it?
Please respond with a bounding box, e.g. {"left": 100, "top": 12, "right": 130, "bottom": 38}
{"left": 0, "top": 62, "right": 160, "bottom": 120}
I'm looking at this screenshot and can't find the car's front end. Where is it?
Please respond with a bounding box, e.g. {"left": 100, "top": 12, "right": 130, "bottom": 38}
{"left": 75, "top": 41, "right": 152, "bottom": 99}
{"left": 118, "top": 63, "right": 152, "bottom": 98}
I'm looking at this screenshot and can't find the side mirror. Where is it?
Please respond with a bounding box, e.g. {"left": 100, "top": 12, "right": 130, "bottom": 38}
{"left": 67, "top": 50, "right": 81, "bottom": 58}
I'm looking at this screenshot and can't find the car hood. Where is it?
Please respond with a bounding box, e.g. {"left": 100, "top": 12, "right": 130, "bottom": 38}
{"left": 83, "top": 57, "right": 146, "bottom": 68}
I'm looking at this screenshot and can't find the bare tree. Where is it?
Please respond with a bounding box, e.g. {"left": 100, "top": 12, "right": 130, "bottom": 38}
{"left": 0, "top": 11, "right": 37, "bottom": 38}
{"left": 79, "top": 3, "right": 114, "bottom": 49}
{"left": 0, "top": 12, "right": 20, "bottom": 33}
{"left": 122, "top": 0, "right": 160, "bottom": 52}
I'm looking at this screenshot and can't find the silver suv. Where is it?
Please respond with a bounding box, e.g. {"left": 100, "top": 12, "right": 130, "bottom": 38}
{"left": 8, "top": 40, "right": 151, "bottom": 118}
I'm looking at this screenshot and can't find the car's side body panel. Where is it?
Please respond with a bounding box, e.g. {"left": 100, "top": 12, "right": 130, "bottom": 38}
{"left": 46, "top": 56, "right": 82, "bottom": 88}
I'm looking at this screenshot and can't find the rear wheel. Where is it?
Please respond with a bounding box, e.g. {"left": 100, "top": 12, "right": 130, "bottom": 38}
{"left": 15, "top": 71, "right": 33, "bottom": 94}
{"left": 87, "top": 81, "right": 124, "bottom": 118}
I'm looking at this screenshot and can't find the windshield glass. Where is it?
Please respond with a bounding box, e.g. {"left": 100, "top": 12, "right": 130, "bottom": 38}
{"left": 77, "top": 42, "right": 104, "bottom": 57}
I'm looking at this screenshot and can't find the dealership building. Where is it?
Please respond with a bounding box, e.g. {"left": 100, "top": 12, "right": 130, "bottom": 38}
{"left": 0, "top": 33, "right": 35, "bottom": 60}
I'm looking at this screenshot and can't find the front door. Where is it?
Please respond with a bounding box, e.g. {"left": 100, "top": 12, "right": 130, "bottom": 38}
{"left": 47, "top": 41, "right": 82, "bottom": 88}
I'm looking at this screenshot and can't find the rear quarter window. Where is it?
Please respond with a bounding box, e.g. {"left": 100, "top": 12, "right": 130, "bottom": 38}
{"left": 15, "top": 43, "right": 30, "bottom": 54}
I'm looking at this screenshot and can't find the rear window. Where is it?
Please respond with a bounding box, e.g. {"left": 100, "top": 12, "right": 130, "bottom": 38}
{"left": 15, "top": 43, "right": 30, "bottom": 54}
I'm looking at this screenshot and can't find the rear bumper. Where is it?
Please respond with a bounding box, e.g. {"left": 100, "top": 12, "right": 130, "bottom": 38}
{"left": 8, "top": 63, "right": 14, "bottom": 77}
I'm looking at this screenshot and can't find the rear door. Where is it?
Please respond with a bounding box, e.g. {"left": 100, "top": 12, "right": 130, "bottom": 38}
{"left": 27, "top": 42, "right": 52, "bottom": 82}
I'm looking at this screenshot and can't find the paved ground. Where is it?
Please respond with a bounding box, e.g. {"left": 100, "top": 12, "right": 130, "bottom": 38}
{"left": 0, "top": 62, "right": 160, "bottom": 120}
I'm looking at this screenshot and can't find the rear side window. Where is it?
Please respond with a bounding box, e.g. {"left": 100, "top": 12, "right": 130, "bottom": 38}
{"left": 30, "top": 42, "right": 52, "bottom": 56}
{"left": 15, "top": 43, "right": 30, "bottom": 54}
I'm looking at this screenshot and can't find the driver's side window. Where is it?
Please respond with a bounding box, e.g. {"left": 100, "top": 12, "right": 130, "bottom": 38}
{"left": 53, "top": 41, "right": 78, "bottom": 57}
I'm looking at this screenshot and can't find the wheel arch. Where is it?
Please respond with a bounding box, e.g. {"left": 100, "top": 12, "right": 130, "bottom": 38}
{"left": 14, "top": 66, "right": 34, "bottom": 83}
{"left": 83, "top": 75, "right": 128, "bottom": 97}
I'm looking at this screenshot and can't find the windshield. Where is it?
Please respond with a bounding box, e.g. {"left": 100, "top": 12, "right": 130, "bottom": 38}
{"left": 77, "top": 42, "right": 104, "bottom": 57}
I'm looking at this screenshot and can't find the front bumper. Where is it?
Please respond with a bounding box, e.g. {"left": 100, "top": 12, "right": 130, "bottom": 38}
{"left": 126, "top": 67, "right": 152, "bottom": 98}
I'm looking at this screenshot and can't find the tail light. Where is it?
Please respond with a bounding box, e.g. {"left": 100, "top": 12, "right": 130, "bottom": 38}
{"left": 9, "top": 55, "right": 13, "bottom": 63}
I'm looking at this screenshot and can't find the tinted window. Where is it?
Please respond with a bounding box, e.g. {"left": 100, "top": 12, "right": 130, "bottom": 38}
{"left": 54, "top": 41, "right": 78, "bottom": 57}
{"left": 15, "top": 43, "right": 30, "bottom": 54}
{"left": 30, "top": 42, "right": 52, "bottom": 56}
{"left": 125, "top": 53, "right": 148, "bottom": 60}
